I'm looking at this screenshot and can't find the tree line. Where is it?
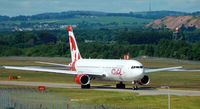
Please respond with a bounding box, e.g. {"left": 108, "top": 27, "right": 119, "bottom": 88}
{"left": 0, "top": 29, "right": 199, "bottom": 60}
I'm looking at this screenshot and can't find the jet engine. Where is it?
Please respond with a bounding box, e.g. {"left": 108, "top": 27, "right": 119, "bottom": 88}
{"left": 137, "top": 75, "right": 150, "bottom": 85}
{"left": 75, "top": 74, "right": 90, "bottom": 85}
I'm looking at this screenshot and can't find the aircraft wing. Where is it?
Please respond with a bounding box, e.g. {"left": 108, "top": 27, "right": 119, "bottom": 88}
{"left": 35, "top": 61, "right": 71, "bottom": 67}
{"left": 144, "top": 66, "right": 183, "bottom": 74}
{"left": 2, "top": 66, "right": 104, "bottom": 76}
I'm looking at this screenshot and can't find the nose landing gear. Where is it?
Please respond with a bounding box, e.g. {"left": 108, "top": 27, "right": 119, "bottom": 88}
{"left": 132, "top": 81, "right": 139, "bottom": 90}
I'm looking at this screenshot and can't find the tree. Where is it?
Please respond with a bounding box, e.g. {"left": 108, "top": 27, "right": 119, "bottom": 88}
{"left": 39, "top": 32, "right": 57, "bottom": 44}
{"left": 191, "top": 41, "right": 200, "bottom": 60}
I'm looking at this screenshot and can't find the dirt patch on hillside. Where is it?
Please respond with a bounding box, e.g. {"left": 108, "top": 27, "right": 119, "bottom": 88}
{"left": 146, "top": 16, "right": 200, "bottom": 29}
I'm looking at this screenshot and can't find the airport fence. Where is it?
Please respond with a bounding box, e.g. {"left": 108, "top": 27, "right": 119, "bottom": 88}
{"left": 0, "top": 87, "right": 135, "bottom": 109}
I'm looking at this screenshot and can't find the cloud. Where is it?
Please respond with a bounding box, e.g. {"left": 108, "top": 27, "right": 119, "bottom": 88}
{"left": 187, "top": 0, "right": 198, "bottom": 3}
{"left": 19, "top": 1, "right": 31, "bottom": 7}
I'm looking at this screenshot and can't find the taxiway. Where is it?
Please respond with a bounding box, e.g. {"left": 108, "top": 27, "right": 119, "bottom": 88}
{"left": 0, "top": 81, "right": 200, "bottom": 96}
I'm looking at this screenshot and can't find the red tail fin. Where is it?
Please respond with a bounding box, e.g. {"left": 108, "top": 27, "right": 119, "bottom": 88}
{"left": 68, "top": 25, "right": 82, "bottom": 64}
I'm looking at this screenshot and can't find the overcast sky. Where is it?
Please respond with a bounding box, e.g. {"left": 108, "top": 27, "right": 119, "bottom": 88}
{"left": 0, "top": 0, "right": 200, "bottom": 16}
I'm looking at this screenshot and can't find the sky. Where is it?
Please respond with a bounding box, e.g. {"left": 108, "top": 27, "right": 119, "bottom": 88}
{"left": 0, "top": 0, "right": 200, "bottom": 16}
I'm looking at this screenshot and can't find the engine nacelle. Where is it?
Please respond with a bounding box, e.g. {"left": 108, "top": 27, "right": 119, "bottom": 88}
{"left": 137, "top": 75, "right": 150, "bottom": 85}
{"left": 75, "top": 74, "right": 90, "bottom": 85}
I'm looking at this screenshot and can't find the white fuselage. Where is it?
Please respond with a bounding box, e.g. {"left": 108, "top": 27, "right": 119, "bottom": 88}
{"left": 75, "top": 59, "right": 144, "bottom": 82}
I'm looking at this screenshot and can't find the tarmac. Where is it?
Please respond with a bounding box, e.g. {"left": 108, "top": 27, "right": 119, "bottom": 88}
{"left": 0, "top": 81, "right": 200, "bottom": 96}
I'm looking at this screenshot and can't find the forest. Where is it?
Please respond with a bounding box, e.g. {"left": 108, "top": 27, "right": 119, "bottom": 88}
{"left": 0, "top": 28, "right": 200, "bottom": 60}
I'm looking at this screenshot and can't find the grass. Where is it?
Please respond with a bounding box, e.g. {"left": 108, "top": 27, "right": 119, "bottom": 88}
{"left": 1, "top": 84, "right": 200, "bottom": 108}
{"left": 149, "top": 71, "right": 200, "bottom": 89}
{"left": 44, "top": 87, "right": 200, "bottom": 109}
{"left": 0, "top": 17, "right": 151, "bottom": 25}
{"left": 56, "top": 16, "right": 151, "bottom": 24}
{"left": 138, "top": 59, "right": 200, "bottom": 69}
{"left": 0, "top": 16, "right": 152, "bottom": 30}
{"left": 0, "top": 56, "right": 69, "bottom": 66}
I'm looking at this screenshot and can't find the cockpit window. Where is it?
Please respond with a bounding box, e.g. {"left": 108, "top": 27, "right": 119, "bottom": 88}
{"left": 131, "top": 66, "right": 143, "bottom": 69}
{"left": 131, "top": 66, "right": 135, "bottom": 69}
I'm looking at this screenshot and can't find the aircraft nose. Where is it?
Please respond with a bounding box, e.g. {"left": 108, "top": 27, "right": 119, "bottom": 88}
{"left": 141, "top": 68, "right": 144, "bottom": 73}
{"left": 130, "top": 69, "right": 144, "bottom": 80}
{"left": 139, "top": 69, "right": 144, "bottom": 75}
{"left": 133, "top": 69, "right": 144, "bottom": 76}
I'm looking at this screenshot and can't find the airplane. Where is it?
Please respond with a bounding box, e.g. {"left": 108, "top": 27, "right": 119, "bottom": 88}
{"left": 2, "top": 25, "right": 182, "bottom": 89}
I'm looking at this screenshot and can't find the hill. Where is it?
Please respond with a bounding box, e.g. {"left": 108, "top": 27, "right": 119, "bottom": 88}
{"left": 146, "top": 16, "right": 200, "bottom": 30}
{"left": 0, "top": 10, "right": 200, "bottom": 31}
{"left": 0, "top": 16, "right": 152, "bottom": 31}
{"left": 134, "top": 10, "right": 188, "bottom": 19}
{"left": 0, "top": 10, "right": 191, "bottom": 21}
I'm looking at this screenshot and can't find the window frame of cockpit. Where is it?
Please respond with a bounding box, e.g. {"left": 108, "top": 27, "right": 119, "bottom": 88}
{"left": 131, "top": 66, "right": 143, "bottom": 69}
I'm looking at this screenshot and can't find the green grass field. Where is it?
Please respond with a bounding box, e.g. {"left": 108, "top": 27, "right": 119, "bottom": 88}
{"left": 54, "top": 17, "right": 151, "bottom": 24}
{"left": 0, "top": 57, "right": 200, "bottom": 109}
{"left": 1, "top": 85, "right": 200, "bottom": 109}
{"left": 51, "top": 88, "right": 200, "bottom": 109}
{"left": 0, "top": 16, "right": 152, "bottom": 29}
{"left": 1, "top": 17, "right": 151, "bottom": 25}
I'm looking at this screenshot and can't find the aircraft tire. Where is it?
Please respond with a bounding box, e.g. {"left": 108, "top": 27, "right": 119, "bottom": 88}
{"left": 133, "top": 86, "right": 139, "bottom": 90}
{"left": 116, "top": 83, "right": 125, "bottom": 89}
{"left": 81, "top": 84, "right": 90, "bottom": 89}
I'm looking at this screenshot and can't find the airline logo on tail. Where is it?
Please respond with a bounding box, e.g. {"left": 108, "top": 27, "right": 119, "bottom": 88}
{"left": 68, "top": 25, "right": 82, "bottom": 71}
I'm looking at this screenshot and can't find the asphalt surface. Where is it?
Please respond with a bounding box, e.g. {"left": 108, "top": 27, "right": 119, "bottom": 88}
{"left": 0, "top": 81, "right": 200, "bottom": 96}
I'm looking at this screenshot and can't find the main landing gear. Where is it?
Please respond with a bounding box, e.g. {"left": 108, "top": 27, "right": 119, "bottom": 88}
{"left": 116, "top": 82, "right": 125, "bottom": 89}
{"left": 80, "top": 82, "right": 138, "bottom": 90}
{"left": 133, "top": 85, "right": 139, "bottom": 90}
{"left": 81, "top": 84, "right": 90, "bottom": 89}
